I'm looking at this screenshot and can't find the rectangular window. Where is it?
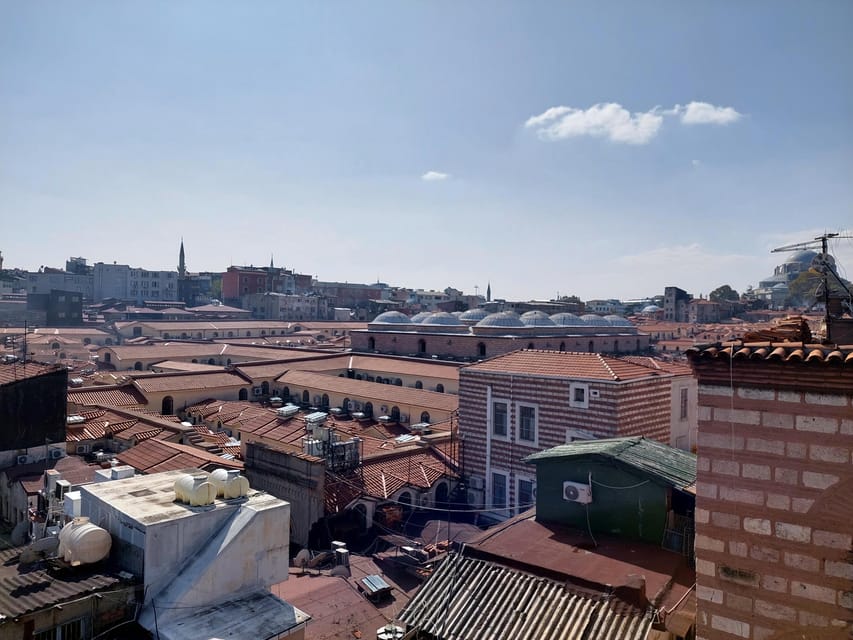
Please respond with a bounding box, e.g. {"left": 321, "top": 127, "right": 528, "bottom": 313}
{"left": 492, "top": 401, "right": 507, "bottom": 437}
{"left": 518, "top": 405, "right": 536, "bottom": 443}
{"left": 569, "top": 383, "right": 589, "bottom": 409}
{"left": 491, "top": 472, "right": 507, "bottom": 510}
{"left": 680, "top": 388, "right": 688, "bottom": 420}
{"left": 518, "top": 478, "right": 535, "bottom": 512}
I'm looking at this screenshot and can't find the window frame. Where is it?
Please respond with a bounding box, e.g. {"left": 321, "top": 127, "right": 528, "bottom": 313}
{"left": 490, "top": 469, "right": 508, "bottom": 512}
{"left": 569, "top": 382, "right": 589, "bottom": 409}
{"left": 515, "top": 402, "right": 538, "bottom": 446}
{"left": 491, "top": 399, "right": 509, "bottom": 439}
{"left": 516, "top": 475, "right": 536, "bottom": 514}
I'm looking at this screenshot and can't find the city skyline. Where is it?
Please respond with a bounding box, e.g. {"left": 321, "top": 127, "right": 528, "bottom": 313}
{"left": 2, "top": 2, "right": 852, "bottom": 301}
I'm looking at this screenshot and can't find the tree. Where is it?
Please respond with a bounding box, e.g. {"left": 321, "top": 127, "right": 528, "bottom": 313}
{"left": 709, "top": 284, "right": 739, "bottom": 302}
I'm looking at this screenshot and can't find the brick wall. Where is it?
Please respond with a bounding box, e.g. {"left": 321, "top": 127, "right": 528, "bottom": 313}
{"left": 690, "top": 356, "right": 853, "bottom": 639}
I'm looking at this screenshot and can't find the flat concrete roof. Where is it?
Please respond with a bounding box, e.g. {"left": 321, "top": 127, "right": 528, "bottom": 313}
{"left": 81, "top": 468, "right": 285, "bottom": 527}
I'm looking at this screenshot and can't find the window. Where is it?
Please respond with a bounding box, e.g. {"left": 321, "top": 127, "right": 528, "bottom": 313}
{"left": 491, "top": 471, "right": 507, "bottom": 511}
{"left": 569, "top": 382, "right": 589, "bottom": 409}
{"left": 492, "top": 401, "right": 508, "bottom": 437}
{"left": 518, "top": 404, "right": 537, "bottom": 443}
{"left": 435, "top": 383, "right": 444, "bottom": 393}
{"left": 477, "top": 342, "right": 486, "bottom": 357}
{"left": 420, "top": 411, "right": 430, "bottom": 423}
{"left": 680, "top": 387, "right": 689, "bottom": 420}
{"left": 517, "top": 477, "right": 536, "bottom": 512}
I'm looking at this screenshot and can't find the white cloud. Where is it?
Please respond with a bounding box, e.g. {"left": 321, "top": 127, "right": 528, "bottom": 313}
{"left": 421, "top": 171, "right": 450, "bottom": 182}
{"left": 691, "top": 159, "right": 701, "bottom": 167}
{"left": 524, "top": 103, "right": 663, "bottom": 145}
{"left": 674, "top": 101, "right": 742, "bottom": 125}
{"left": 525, "top": 100, "right": 742, "bottom": 144}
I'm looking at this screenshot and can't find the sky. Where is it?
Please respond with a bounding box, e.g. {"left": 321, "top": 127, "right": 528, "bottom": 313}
{"left": 2, "top": 1, "right": 852, "bottom": 301}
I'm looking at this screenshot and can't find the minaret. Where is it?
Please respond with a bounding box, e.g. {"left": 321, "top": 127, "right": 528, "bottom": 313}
{"left": 486, "top": 282, "right": 491, "bottom": 302}
{"left": 178, "top": 239, "right": 187, "bottom": 278}
{"left": 270, "top": 254, "right": 274, "bottom": 270}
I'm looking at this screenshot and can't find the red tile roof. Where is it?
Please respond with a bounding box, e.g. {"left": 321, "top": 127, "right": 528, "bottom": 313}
{"left": 132, "top": 370, "right": 251, "bottom": 393}
{"left": 687, "top": 341, "right": 853, "bottom": 364}
{"left": 465, "top": 350, "right": 675, "bottom": 381}
{"left": 116, "top": 439, "right": 242, "bottom": 473}
{"left": 68, "top": 384, "right": 147, "bottom": 408}
{"left": 0, "top": 362, "right": 61, "bottom": 386}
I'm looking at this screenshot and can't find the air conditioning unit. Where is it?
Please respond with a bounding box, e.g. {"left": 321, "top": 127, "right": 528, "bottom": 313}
{"left": 50, "top": 449, "right": 63, "bottom": 460}
{"left": 563, "top": 481, "right": 593, "bottom": 504}
{"left": 16, "top": 455, "right": 31, "bottom": 465}
{"left": 399, "top": 413, "right": 409, "bottom": 424}
{"left": 466, "top": 489, "right": 484, "bottom": 509}
{"left": 252, "top": 387, "right": 263, "bottom": 396}
{"left": 76, "top": 444, "right": 90, "bottom": 454}
{"left": 469, "top": 476, "right": 485, "bottom": 491}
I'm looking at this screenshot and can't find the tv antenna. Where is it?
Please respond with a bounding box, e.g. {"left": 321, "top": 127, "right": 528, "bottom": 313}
{"left": 771, "top": 232, "right": 853, "bottom": 343}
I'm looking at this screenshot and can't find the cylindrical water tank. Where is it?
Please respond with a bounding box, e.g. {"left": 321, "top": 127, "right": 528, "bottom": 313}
{"left": 57, "top": 517, "right": 112, "bottom": 566}
{"left": 174, "top": 474, "right": 216, "bottom": 506}
{"left": 208, "top": 468, "right": 250, "bottom": 499}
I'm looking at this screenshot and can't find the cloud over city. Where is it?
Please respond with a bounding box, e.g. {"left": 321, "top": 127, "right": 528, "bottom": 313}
{"left": 525, "top": 101, "right": 742, "bottom": 144}
{"left": 421, "top": 171, "right": 450, "bottom": 181}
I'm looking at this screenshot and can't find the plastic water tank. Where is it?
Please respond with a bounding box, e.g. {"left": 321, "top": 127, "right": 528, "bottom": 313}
{"left": 57, "top": 517, "right": 112, "bottom": 566}
{"left": 208, "top": 468, "right": 250, "bottom": 499}
{"left": 174, "top": 474, "right": 216, "bottom": 506}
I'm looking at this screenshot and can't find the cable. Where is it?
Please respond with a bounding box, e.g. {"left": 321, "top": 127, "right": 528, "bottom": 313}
{"left": 584, "top": 503, "right": 598, "bottom": 548}
{"left": 590, "top": 478, "right": 650, "bottom": 490}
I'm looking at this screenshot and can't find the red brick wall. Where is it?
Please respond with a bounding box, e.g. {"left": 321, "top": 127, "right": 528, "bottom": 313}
{"left": 690, "top": 358, "right": 853, "bottom": 639}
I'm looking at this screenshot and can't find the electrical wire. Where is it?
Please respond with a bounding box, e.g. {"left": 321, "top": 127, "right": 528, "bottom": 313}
{"left": 590, "top": 478, "right": 650, "bottom": 490}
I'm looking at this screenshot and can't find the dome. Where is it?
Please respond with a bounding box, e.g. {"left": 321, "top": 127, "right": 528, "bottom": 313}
{"left": 476, "top": 311, "right": 525, "bottom": 328}
{"left": 603, "top": 315, "right": 634, "bottom": 328}
{"left": 550, "top": 312, "right": 586, "bottom": 326}
{"left": 421, "top": 312, "right": 464, "bottom": 326}
{"left": 785, "top": 250, "right": 817, "bottom": 265}
{"left": 372, "top": 311, "right": 411, "bottom": 324}
{"left": 459, "top": 308, "right": 489, "bottom": 322}
{"left": 520, "top": 310, "right": 556, "bottom": 327}
{"left": 409, "top": 312, "right": 432, "bottom": 324}
{"left": 641, "top": 305, "right": 662, "bottom": 314}
{"left": 580, "top": 314, "right": 611, "bottom": 327}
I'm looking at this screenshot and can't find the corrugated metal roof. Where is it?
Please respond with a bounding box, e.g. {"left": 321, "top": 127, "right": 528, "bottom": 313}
{"left": 524, "top": 437, "right": 696, "bottom": 490}
{"left": 399, "top": 554, "right": 652, "bottom": 640}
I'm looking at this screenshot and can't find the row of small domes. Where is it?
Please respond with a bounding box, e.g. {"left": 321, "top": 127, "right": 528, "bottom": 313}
{"left": 372, "top": 310, "right": 634, "bottom": 328}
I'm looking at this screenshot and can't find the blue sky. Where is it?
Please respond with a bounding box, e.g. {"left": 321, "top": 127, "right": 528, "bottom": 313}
{"left": 2, "top": 1, "right": 851, "bottom": 301}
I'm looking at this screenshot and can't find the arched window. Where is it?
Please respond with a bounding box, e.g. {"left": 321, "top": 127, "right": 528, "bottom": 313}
{"left": 390, "top": 406, "right": 400, "bottom": 422}
{"left": 435, "top": 481, "right": 449, "bottom": 507}
{"left": 559, "top": 342, "right": 566, "bottom": 352}
{"left": 228, "top": 331, "right": 234, "bottom": 338}
{"left": 213, "top": 332, "right": 219, "bottom": 338}
{"left": 262, "top": 381, "right": 270, "bottom": 395}
{"left": 399, "top": 491, "right": 412, "bottom": 510}
{"left": 356, "top": 374, "right": 363, "bottom": 380}
{"left": 321, "top": 394, "right": 329, "bottom": 408}
{"left": 363, "top": 402, "right": 373, "bottom": 418}
{"left": 415, "top": 380, "right": 423, "bottom": 389}
{"left": 181, "top": 333, "right": 189, "bottom": 339}
{"left": 197, "top": 332, "right": 203, "bottom": 339}
{"left": 368, "top": 337, "right": 375, "bottom": 350}
{"left": 104, "top": 353, "right": 111, "bottom": 364}
{"left": 527, "top": 343, "right": 534, "bottom": 350}
{"left": 226, "top": 358, "right": 232, "bottom": 366}
{"left": 302, "top": 390, "right": 310, "bottom": 404}
{"left": 239, "top": 388, "right": 248, "bottom": 400}
{"left": 191, "top": 359, "right": 198, "bottom": 363}
{"left": 436, "top": 384, "right": 444, "bottom": 393}
{"left": 164, "top": 333, "right": 171, "bottom": 339}
{"left": 588, "top": 341, "right": 594, "bottom": 353}
{"left": 636, "top": 339, "right": 641, "bottom": 352}
{"left": 395, "top": 378, "right": 402, "bottom": 386}
{"left": 420, "top": 411, "right": 430, "bottom": 424}
{"left": 343, "top": 397, "right": 351, "bottom": 412}
{"left": 614, "top": 339, "right": 619, "bottom": 352}
{"left": 59, "top": 352, "right": 66, "bottom": 359}
{"left": 208, "top": 358, "right": 215, "bottom": 365}
{"left": 162, "top": 396, "right": 174, "bottom": 415}
{"left": 261, "top": 330, "right": 266, "bottom": 336}
{"left": 477, "top": 342, "right": 486, "bottom": 357}
{"left": 418, "top": 339, "right": 426, "bottom": 354}
{"left": 283, "top": 387, "right": 290, "bottom": 401}
{"left": 51, "top": 341, "right": 61, "bottom": 350}
{"left": 246, "top": 331, "right": 252, "bottom": 337}
{"left": 134, "top": 361, "right": 142, "bottom": 371}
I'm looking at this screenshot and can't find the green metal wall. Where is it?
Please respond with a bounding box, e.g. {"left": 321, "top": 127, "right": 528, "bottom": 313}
{"left": 533, "top": 458, "right": 669, "bottom": 545}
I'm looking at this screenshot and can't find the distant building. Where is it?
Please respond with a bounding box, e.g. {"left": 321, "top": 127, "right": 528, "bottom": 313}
{"left": 93, "top": 262, "right": 179, "bottom": 304}
{"left": 753, "top": 249, "right": 824, "bottom": 308}
{"left": 664, "top": 286, "right": 692, "bottom": 322}
{"left": 244, "top": 291, "right": 330, "bottom": 321}
{"left": 688, "top": 343, "right": 853, "bottom": 640}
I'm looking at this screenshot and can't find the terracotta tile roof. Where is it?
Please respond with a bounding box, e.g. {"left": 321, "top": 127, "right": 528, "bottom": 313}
{"left": 276, "top": 371, "right": 459, "bottom": 412}
{"left": 0, "top": 362, "right": 61, "bottom": 386}
{"left": 686, "top": 341, "right": 853, "bottom": 364}
{"left": 68, "top": 384, "right": 147, "bottom": 408}
{"left": 132, "top": 370, "right": 251, "bottom": 393}
{"left": 116, "top": 439, "right": 242, "bottom": 473}
{"left": 151, "top": 360, "right": 225, "bottom": 372}
{"left": 464, "top": 350, "right": 674, "bottom": 382}
{"left": 616, "top": 356, "right": 692, "bottom": 375}
{"left": 346, "top": 355, "right": 461, "bottom": 380}
{"left": 0, "top": 547, "right": 127, "bottom": 618}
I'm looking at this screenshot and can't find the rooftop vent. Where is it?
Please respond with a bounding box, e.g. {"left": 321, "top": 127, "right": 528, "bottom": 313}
{"left": 277, "top": 405, "right": 300, "bottom": 419}
{"left": 67, "top": 415, "right": 85, "bottom": 425}
{"left": 304, "top": 411, "right": 328, "bottom": 425}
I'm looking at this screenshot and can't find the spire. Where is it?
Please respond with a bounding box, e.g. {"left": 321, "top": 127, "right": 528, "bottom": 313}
{"left": 178, "top": 239, "right": 186, "bottom": 277}
{"left": 270, "top": 254, "right": 274, "bottom": 269}
{"left": 486, "top": 282, "right": 491, "bottom": 302}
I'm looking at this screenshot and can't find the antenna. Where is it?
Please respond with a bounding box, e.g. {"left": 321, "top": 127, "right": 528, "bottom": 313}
{"left": 771, "top": 232, "right": 853, "bottom": 343}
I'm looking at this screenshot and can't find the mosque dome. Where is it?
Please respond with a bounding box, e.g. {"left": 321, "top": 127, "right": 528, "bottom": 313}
{"left": 459, "top": 308, "right": 489, "bottom": 322}
{"left": 549, "top": 313, "right": 586, "bottom": 326}
{"left": 785, "top": 250, "right": 818, "bottom": 265}
{"left": 603, "top": 315, "right": 634, "bottom": 328}
{"left": 641, "top": 305, "right": 662, "bottom": 314}
{"left": 372, "top": 311, "right": 411, "bottom": 324}
{"left": 580, "top": 314, "right": 611, "bottom": 327}
{"left": 409, "top": 312, "right": 432, "bottom": 324}
{"left": 421, "top": 312, "right": 464, "bottom": 326}
{"left": 520, "top": 310, "right": 556, "bottom": 327}
{"left": 476, "top": 311, "right": 525, "bottom": 328}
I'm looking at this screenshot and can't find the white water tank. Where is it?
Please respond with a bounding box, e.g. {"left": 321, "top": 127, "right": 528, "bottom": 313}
{"left": 208, "top": 468, "right": 249, "bottom": 499}
{"left": 57, "top": 517, "right": 112, "bottom": 566}
{"left": 174, "top": 474, "right": 216, "bottom": 506}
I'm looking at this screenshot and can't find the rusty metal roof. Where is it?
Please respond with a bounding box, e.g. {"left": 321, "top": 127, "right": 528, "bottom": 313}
{"left": 399, "top": 554, "right": 652, "bottom": 640}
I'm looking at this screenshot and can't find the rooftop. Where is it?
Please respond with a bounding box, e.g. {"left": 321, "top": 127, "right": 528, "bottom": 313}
{"left": 116, "top": 440, "right": 242, "bottom": 475}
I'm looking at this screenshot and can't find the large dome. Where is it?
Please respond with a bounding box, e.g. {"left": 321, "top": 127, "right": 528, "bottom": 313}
{"left": 603, "top": 315, "right": 633, "bottom": 328}
{"left": 580, "top": 314, "right": 611, "bottom": 327}
{"left": 785, "top": 250, "right": 818, "bottom": 265}
{"left": 550, "top": 313, "right": 586, "bottom": 327}
{"left": 476, "top": 311, "right": 525, "bottom": 328}
{"left": 520, "top": 310, "right": 556, "bottom": 327}
{"left": 641, "top": 305, "right": 662, "bottom": 314}
{"left": 459, "top": 308, "right": 489, "bottom": 322}
{"left": 409, "top": 312, "right": 432, "bottom": 324}
{"left": 372, "top": 311, "right": 411, "bottom": 324}
{"left": 421, "top": 312, "right": 464, "bottom": 326}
